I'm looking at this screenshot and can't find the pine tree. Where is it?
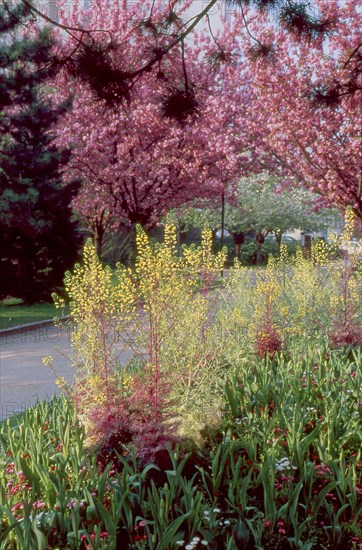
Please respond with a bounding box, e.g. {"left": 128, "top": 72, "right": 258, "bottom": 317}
{"left": 0, "top": 2, "right": 80, "bottom": 303}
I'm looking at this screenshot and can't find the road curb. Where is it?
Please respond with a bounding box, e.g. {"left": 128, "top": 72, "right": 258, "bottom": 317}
{"left": 0, "top": 316, "right": 70, "bottom": 337}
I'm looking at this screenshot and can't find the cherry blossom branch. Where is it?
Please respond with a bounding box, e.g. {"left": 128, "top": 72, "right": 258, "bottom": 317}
{"left": 239, "top": 4, "right": 264, "bottom": 49}
{"left": 343, "top": 41, "right": 362, "bottom": 68}
{"left": 17, "top": 0, "right": 219, "bottom": 81}
{"left": 18, "top": 0, "right": 112, "bottom": 38}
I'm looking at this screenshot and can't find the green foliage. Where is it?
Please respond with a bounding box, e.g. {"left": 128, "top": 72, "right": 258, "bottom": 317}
{"left": 4, "top": 214, "right": 355, "bottom": 549}
{"left": 0, "top": 3, "right": 80, "bottom": 303}
{"left": 222, "top": 231, "right": 362, "bottom": 357}
{"left": 167, "top": 173, "right": 339, "bottom": 241}
{"left": 0, "top": 347, "right": 361, "bottom": 549}
{"left": 229, "top": 174, "right": 339, "bottom": 237}
{"left": 49, "top": 216, "right": 361, "bottom": 452}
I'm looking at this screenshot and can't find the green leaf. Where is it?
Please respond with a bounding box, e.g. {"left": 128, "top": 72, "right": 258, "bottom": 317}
{"left": 86, "top": 504, "right": 100, "bottom": 522}
{"left": 0, "top": 507, "right": 25, "bottom": 545}
{"left": 32, "top": 522, "right": 48, "bottom": 550}
{"left": 19, "top": 456, "right": 41, "bottom": 495}
{"left": 67, "top": 530, "right": 87, "bottom": 544}
{"left": 232, "top": 520, "right": 250, "bottom": 549}
{"left": 156, "top": 511, "right": 192, "bottom": 550}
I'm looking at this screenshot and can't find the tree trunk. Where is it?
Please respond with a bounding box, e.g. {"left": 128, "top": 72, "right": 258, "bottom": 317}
{"left": 304, "top": 235, "right": 312, "bottom": 259}
{"left": 94, "top": 223, "right": 105, "bottom": 259}
{"left": 256, "top": 242, "right": 262, "bottom": 265}
{"left": 128, "top": 222, "right": 138, "bottom": 267}
{"left": 275, "top": 233, "right": 282, "bottom": 255}
{"left": 176, "top": 225, "right": 182, "bottom": 256}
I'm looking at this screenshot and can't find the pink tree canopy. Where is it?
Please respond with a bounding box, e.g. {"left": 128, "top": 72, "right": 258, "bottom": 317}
{"left": 229, "top": 0, "right": 362, "bottom": 221}
{"left": 49, "top": 0, "right": 362, "bottom": 238}
{"left": 51, "top": 0, "right": 255, "bottom": 247}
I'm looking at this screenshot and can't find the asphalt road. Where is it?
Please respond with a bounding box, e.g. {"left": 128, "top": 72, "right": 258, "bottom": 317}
{"left": 0, "top": 324, "right": 75, "bottom": 421}
{"left": 0, "top": 321, "right": 137, "bottom": 421}
{"left": 0, "top": 285, "right": 228, "bottom": 421}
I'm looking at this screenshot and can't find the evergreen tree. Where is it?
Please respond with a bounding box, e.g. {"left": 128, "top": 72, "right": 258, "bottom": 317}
{"left": 0, "top": 2, "right": 80, "bottom": 303}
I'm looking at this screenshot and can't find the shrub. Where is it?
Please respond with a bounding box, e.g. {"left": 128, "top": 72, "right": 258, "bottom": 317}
{"left": 53, "top": 225, "right": 227, "bottom": 458}
{"left": 220, "top": 214, "right": 361, "bottom": 359}
{"left": 49, "top": 213, "right": 361, "bottom": 459}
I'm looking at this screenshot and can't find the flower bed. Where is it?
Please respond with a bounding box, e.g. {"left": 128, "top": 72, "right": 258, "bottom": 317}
{"left": 0, "top": 348, "right": 361, "bottom": 549}
{"left": 1, "top": 220, "right": 361, "bottom": 549}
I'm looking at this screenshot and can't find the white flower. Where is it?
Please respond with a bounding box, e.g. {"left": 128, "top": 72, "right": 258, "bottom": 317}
{"left": 201, "top": 542, "right": 208, "bottom": 547}
{"left": 223, "top": 520, "right": 231, "bottom": 525}
{"left": 175, "top": 541, "right": 185, "bottom": 547}
{"left": 275, "top": 457, "right": 297, "bottom": 472}
{"left": 192, "top": 537, "right": 201, "bottom": 543}
{"left": 213, "top": 508, "right": 221, "bottom": 513}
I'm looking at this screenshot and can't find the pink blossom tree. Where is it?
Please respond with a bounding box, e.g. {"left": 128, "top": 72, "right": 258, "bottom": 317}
{"left": 25, "top": 0, "right": 359, "bottom": 108}
{"left": 50, "top": 0, "right": 255, "bottom": 255}
{"left": 230, "top": 0, "right": 362, "bottom": 221}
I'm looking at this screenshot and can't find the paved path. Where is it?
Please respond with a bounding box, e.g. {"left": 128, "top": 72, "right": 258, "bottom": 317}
{"left": 0, "top": 324, "right": 74, "bottom": 421}
{"left": 0, "top": 285, "right": 229, "bottom": 422}
{"left": 0, "top": 321, "right": 136, "bottom": 421}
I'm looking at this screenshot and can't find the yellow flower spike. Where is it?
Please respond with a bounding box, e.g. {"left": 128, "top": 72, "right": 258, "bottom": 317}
{"left": 340, "top": 208, "right": 355, "bottom": 246}
{"left": 42, "top": 355, "right": 53, "bottom": 368}
{"left": 55, "top": 377, "right": 67, "bottom": 389}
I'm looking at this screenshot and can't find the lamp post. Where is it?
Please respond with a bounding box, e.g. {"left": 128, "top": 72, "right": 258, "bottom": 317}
{"left": 220, "top": 191, "right": 225, "bottom": 278}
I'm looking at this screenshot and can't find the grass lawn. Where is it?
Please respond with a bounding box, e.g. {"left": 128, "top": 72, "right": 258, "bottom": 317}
{"left": 0, "top": 298, "right": 67, "bottom": 330}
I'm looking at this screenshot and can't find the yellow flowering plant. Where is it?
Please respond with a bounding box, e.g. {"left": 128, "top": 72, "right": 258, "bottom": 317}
{"left": 49, "top": 213, "right": 361, "bottom": 457}
{"left": 52, "top": 225, "right": 227, "bottom": 455}
{"left": 220, "top": 210, "right": 361, "bottom": 360}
